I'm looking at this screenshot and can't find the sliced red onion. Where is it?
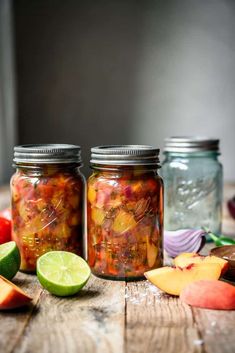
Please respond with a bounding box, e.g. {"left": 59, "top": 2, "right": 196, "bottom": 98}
{"left": 228, "top": 196, "right": 235, "bottom": 219}
{"left": 164, "top": 229, "right": 206, "bottom": 258}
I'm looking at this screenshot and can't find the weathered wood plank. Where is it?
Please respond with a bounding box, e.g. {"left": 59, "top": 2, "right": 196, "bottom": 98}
{"left": 125, "top": 281, "right": 202, "bottom": 353}
{"left": 13, "top": 275, "right": 125, "bottom": 353}
{"left": 0, "top": 272, "right": 42, "bottom": 353}
{"left": 193, "top": 306, "right": 235, "bottom": 353}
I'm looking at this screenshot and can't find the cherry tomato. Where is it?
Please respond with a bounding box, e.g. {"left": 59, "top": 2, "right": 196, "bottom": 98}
{"left": 0, "top": 217, "right": 11, "bottom": 244}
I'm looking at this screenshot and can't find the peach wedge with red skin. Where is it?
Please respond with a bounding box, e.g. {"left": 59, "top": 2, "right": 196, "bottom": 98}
{"left": 0, "top": 275, "right": 32, "bottom": 310}
{"left": 174, "top": 252, "right": 229, "bottom": 276}
{"left": 144, "top": 263, "right": 222, "bottom": 296}
{"left": 180, "top": 280, "right": 235, "bottom": 310}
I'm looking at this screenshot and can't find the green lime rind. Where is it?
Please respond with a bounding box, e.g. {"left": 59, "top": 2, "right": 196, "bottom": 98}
{"left": 0, "top": 241, "right": 21, "bottom": 280}
{"left": 36, "top": 251, "right": 91, "bottom": 297}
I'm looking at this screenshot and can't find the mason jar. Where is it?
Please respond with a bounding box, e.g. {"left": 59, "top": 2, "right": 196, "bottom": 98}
{"left": 11, "top": 144, "right": 85, "bottom": 272}
{"left": 161, "top": 137, "right": 223, "bottom": 233}
{"left": 87, "top": 145, "right": 164, "bottom": 281}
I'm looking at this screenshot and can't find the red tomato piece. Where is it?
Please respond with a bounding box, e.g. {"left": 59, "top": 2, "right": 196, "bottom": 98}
{"left": 0, "top": 217, "right": 12, "bottom": 244}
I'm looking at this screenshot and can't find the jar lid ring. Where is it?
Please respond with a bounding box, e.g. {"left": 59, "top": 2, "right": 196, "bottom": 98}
{"left": 164, "top": 136, "right": 220, "bottom": 153}
{"left": 90, "top": 145, "right": 160, "bottom": 166}
{"left": 13, "top": 144, "right": 82, "bottom": 164}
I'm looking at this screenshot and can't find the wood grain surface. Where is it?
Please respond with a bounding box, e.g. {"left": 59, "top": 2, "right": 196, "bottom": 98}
{"left": 125, "top": 281, "right": 203, "bottom": 353}
{"left": 11, "top": 276, "right": 125, "bottom": 353}
{"left": 2, "top": 273, "right": 235, "bottom": 353}
{"left": 193, "top": 307, "right": 235, "bottom": 353}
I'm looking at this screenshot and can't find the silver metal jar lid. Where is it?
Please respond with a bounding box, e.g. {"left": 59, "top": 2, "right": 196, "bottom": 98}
{"left": 13, "top": 144, "right": 82, "bottom": 164}
{"left": 164, "top": 136, "right": 220, "bottom": 153}
{"left": 90, "top": 145, "right": 160, "bottom": 166}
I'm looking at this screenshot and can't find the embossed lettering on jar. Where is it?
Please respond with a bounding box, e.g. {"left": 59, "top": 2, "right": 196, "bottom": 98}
{"left": 11, "top": 144, "right": 85, "bottom": 272}
{"left": 87, "top": 145, "right": 164, "bottom": 281}
{"left": 161, "top": 137, "right": 223, "bottom": 234}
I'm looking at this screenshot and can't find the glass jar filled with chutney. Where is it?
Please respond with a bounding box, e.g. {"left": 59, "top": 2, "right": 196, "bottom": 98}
{"left": 87, "top": 145, "right": 164, "bottom": 280}
{"left": 11, "top": 144, "right": 85, "bottom": 272}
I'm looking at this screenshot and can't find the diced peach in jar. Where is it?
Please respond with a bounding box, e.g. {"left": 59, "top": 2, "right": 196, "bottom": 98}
{"left": 131, "top": 181, "right": 143, "bottom": 194}
{"left": 112, "top": 210, "right": 137, "bottom": 234}
{"left": 88, "top": 185, "right": 97, "bottom": 204}
{"left": 91, "top": 208, "right": 105, "bottom": 226}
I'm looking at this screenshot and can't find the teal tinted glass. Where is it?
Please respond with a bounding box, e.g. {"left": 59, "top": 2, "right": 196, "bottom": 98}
{"left": 161, "top": 141, "right": 223, "bottom": 234}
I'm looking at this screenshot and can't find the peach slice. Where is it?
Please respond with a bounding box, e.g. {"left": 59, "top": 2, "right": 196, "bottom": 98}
{"left": 0, "top": 275, "right": 32, "bottom": 310}
{"left": 112, "top": 210, "right": 137, "bottom": 234}
{"left": 144, "top": 263, "right": 221, "bottom": 296}
{"left": 180, "top": 280, "right": 235, "bottom": 309}
{"left": 174, "top": 253, "right": 229, "bottom": 275}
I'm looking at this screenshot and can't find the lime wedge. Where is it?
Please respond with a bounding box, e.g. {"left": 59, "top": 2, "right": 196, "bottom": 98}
{"left": 36, "top": 251, "right": 91, "bottom": 296}
{"left": 0, "top": 241, "right": 21, "bottom": 280}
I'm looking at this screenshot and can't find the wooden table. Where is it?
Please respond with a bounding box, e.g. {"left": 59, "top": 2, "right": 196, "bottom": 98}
{"left": 0, "top": 185, "right": 235, "bottom": 353}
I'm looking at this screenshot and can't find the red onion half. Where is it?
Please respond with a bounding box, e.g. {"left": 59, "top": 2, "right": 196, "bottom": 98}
{"left": 228, "top": 196, "right": 235, "bottom": 219}
{"left": 164, "top": 229, "right": 206, "bottom": 258}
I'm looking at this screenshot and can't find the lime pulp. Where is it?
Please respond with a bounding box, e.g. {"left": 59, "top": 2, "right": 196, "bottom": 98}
{"left": 36, "top": 251, "right": 91, "bottom": 296}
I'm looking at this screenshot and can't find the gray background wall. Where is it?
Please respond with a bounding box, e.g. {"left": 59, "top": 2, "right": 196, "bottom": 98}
{"left": 0, "top": 0, "right": 16, "bottom": 184}
{"left": 14, "top": 0, "right": 235, "bottom": 180}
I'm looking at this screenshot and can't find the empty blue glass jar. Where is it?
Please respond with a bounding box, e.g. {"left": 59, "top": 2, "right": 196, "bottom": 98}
{"left": 161, "top": 137, "right": 223, "bottom": 233}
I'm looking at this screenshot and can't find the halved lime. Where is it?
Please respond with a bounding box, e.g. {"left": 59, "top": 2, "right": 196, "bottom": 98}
{"left": 0, "top": 241, "right": 21, "bottom": 279}
{"left": 36, "top": 251, "right": 91, "bottom": 296}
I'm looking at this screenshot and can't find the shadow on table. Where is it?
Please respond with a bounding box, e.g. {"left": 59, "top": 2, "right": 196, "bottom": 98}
{"left": 66, "top": 289, "right": 101, "bottom": 301}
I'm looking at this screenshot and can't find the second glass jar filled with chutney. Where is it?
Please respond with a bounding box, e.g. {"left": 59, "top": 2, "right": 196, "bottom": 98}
{"left": 87, "top": 145, "right": 164, "bottom": 280}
